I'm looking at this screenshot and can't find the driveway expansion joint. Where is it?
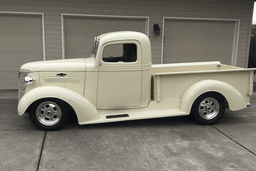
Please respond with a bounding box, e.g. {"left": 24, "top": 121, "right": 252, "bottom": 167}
{"left": 212, "top": 125, "right": 256, "bottom": 157}
{"left": 37, "top": 131, "right": 47, "bottom": 171}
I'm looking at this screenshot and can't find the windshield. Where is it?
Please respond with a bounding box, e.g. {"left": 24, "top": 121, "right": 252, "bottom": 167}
{"left": 91, "top": 37, "right": 99, "bottom": 58}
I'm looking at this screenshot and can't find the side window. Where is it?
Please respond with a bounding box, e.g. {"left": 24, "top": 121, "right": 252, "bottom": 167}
{"left": 102, "top": 43, "right": 137, "bottom": 62}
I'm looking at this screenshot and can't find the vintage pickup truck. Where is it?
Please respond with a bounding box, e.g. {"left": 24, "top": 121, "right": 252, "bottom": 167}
{"left": 18, "top": 31, "right": 255, "bottom": 130}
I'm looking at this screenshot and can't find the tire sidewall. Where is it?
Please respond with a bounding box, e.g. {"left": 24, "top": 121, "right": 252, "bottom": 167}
{"left": 29, "top": 98, "right": 69, "bottom": 131}
{"left": 192, "top": 93, "right": 225, "bottom": 125}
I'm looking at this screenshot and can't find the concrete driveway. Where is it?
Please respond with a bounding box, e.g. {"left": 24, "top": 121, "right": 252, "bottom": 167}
{"left": 0, "top": 92, "right": 256, "bottom": 171}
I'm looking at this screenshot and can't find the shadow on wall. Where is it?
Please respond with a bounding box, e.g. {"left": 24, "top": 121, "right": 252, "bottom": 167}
{"left": 249, "top": 25, "right": 256, "bottom": 69}
{"left": 248, "top": 26, "right": 256, "bottom": 92}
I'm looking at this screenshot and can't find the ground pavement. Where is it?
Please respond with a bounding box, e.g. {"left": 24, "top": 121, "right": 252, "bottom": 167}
{"left": 0, "top": 90, "right": 256, "bottom": 171}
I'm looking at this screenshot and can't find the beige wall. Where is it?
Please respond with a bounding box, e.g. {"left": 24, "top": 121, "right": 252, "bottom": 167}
{"left": 0, "top": 0, "right": 254, "bottom": 67}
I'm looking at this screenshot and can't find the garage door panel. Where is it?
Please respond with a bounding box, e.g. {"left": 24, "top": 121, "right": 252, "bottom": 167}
{"left": 165, "top": 52, "right": 233, "bottom": 61}
{"left": 165, "top": 54, "right": 232, "bottom": 64}
{"left": 64, "top": 16, "right": 146, "bottom": 59}
{"left": 65, "top": 35, "right": 87, "bottom": 48}
{"left": 0, "top": 35, "right": 21, "bottom": 49}
{"left": 0, "top": 54, "right": 22, "bottom": 69}
{"left": 21, "top": 53, "right": 43, "bottom": 62}
{"left": 66, "top": 49, "right": 91, "bottom": 56}
{"left": 1, "top": 72, "right": 18, "bottom": 89}
{"left": 165, "top": 40, "right": 234, "bottom": 54}
{"left": 0, "top": 16, "right": 20, "bottom": 33}
{"left": 0, "top": 53, "right": 42, "bottom": 69}
{"left": 65, "top": 53, "right": 87, "bottom": 59}
{"left": 165, "top": 20, "right": 235, "bottom": 39}
{"left": 163, "top": 19, "right": 236, "bottom": 65}
{"left": 0, "top": 15, "right": 43, "bottom": 89}
{"left": 22, "top": 35, "right": 42, "bottom": 49}
{"left": 65, "top": 35, "right": 91, "bottom": 58}
{"left": 0, "top": 15, "right": 41, "bottom": 34}
{"left": 0, "top": 34, "right": 42, "bottom": 52}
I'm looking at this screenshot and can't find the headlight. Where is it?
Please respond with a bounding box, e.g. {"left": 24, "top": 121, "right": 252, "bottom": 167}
{"left": 24, "top": 76, "right": 34, "bottom": 86}
{"left": 18, "top": 69, "right": 31, "bottom": 101}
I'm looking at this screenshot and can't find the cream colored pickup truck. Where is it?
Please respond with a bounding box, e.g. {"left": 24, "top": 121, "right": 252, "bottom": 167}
{"left": 18, "top": 31, "right": 255, "bottom": 130}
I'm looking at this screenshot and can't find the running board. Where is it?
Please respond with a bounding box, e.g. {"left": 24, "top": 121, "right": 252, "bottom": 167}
{"left": 106, "top": 114, "right": 129, "bottom": 119}
{"left": 79, "top": 109, "right": 188, "bottom": 125}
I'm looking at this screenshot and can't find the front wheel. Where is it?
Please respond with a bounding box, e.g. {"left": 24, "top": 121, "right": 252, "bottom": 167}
{"left": 191, "top": 93, "right": 225, "bottom": 125}
{"left": 29, "top": 99, "right": 69, "bottom": 131}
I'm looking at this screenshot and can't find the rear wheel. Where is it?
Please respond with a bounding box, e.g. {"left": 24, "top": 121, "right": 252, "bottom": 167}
{"left": 191, "top": 93, "right": 225, "bottom": 125}
{"left": 29, "top": 99, "right": 69, "bottom": 131}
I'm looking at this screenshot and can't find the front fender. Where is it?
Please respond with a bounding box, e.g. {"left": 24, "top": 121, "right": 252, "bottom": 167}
{"left": 180, "top": 80, "right": 246, "bottom": 113}
{"left": 17, "top": 86, "right": 99, "bottom": 124}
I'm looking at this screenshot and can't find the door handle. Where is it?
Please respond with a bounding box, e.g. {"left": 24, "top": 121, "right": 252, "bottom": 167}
{"left": 56, "top": 73, "right": 67, "bottom": 77}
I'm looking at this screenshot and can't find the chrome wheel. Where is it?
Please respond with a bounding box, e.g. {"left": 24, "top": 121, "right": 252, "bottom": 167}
{"left": 198, "top": 97, "right": 220, "bottom": 120}
{"left": 36, "top": 101, "right": 62, "bottom": 126}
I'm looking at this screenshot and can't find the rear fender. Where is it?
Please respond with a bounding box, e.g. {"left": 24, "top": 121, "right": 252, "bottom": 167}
{"left": 180, "top": 80, "right": 246, "bottom": 113}
{"left": 17, "top": 86, "right": 99, "bottom": 124}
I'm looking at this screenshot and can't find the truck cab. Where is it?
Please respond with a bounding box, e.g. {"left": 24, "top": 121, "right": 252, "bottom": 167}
{"left": 90, "top": 32, "right": 151, "bottom": 109}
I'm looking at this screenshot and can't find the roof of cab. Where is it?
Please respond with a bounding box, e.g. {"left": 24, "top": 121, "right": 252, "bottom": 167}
{"left": 97, "top": 31, "right": 150, "bottom": 45}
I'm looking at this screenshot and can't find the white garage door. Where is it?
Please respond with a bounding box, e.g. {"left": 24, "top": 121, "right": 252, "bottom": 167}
{"left": 0, "top": 14, "right": 43, "bottom": 89}
{"left": 163, "top": 19, "right": 237, "bottom": 65}
{"left": 64, "top": 16, "right": 147, "bottom": 59}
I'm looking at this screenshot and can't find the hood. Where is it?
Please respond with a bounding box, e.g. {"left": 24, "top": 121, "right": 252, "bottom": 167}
{"left": 20, "top": 58, "right": 96, "bottom": 72}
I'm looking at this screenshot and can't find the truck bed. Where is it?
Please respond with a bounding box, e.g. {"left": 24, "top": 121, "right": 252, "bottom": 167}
{"left": 150, "top": 61, "right": 254, "bottom": 107}
{"left": 151, "top": 61, "right": 245, "bottom": 75}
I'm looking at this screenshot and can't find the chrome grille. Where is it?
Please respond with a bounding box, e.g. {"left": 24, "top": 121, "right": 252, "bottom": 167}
{"left": 18, "top": 69, "right": 30, "bottom": 101}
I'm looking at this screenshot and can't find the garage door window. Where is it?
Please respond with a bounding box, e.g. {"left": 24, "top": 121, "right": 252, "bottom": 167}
{"left": 102, "top": 43, "right": 137, "bottom": 62}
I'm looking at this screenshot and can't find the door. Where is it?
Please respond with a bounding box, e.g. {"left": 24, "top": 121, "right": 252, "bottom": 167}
{"left": 0, "top": 14, "right": 43, "bottom": 89}
{"left": 163, "top": 19, "right": 236, "bottom": 64}
{"left": 64, "top": 16, "right": 146, "bottom": 59}
{"left": 97, "top": 41, "right": 142, "bottom": 108}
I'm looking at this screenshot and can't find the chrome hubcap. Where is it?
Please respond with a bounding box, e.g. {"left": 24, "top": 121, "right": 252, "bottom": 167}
{"left": 198, "top": 97, "right": 220, "bottom": 120}
{"left": 36, "top": 101, "right": 62, "bottom": 126}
